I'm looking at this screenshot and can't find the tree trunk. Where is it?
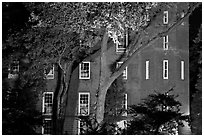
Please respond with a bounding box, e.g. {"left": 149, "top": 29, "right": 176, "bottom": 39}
{"left": 95, "top": 3, "right": 200, "bottom": 124}
{"left": 53, "top": 64, "right": 64, "bottom": 134}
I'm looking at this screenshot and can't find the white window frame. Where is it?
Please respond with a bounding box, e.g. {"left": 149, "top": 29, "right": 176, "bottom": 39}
{"left": 42, "top": 92, "right": 53, "bottom": 115}
{"left": 124, "top": 94, "right": 128, "bottom": 112}
{"left": 181, "top": 61, "right": 184, "bottom": 80}
{"left": 145, "top": 60, "right": 150, "bottom": 80}
{"left": 117, "top": 93, "right": 128, "bottom": 130}
{"left": 117, "top": 62, "right": 127, "bottom": 80}
{"left": 163, "top": 11, "right": 168, "bottom": 24}
{"left": 42, "top": 118, "right": 52, "bottom": 135}
{"left": 163, "top": 35, "right": 169, "bottom": 50}
{"left": 145, "top": 13, "right": 150, "bottom": 22}
{"left": 116, "top": 31, "right": 128, "bottom": 53}
{"left": 78, "top": 120, "right": 81, "bottom": 135}
{"left": 78, "top": 92, "right": 90, "bottom": 116}
{"left": 8, "top": 60, "right": 19, "bottom": 79}
{"left": 46, "top": 65, "right": 54, "bottom": 79}
{"left": 79, "top": 61, "right": 90, "bottom": 79}
{"left": 78, "top": 120, "right": 87, "bottom": 135}
{"left": 163, "top": 60, "right": 168, "bottom": 79}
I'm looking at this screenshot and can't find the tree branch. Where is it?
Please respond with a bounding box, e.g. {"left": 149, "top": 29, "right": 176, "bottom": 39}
{"left": 109, "top": 3, "right": 200, "bottom": 84}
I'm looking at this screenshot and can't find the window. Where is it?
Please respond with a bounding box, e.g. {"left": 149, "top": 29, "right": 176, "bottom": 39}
{"left": 46, "top": 65, "right": 54, "bottom": 79}
{"left": 42, "top": 92, "right": 53, "bottom": 115}
{"left": 8, "top": 60, "right": 19, "bottom": 79}
{"left": 42, "top": 119, "right": 52, "bottom": 135}
{"left": 79, "top": 62, "right": 90, "bottom": 79}
{"left": 145, "top": 60, "right": 150, "bottom": 79}
{"left": 181, "top": 61, "right": 184, "bottom": 80}
{"left": 163, "top": 11, "right": 168, "bottom": 24}
{"left": 145, "top": 13, "right": 150, "bottom": 22}
{"left": 78, "top": 120, "right": 87, "bottom": 135}
{"left": 117, "top": 62, "right": 127, "bottom": 79}
{"left": 123, "top": 94, "right": 128, "bottom": 113}
{"left": 163, "top": 35, "right": 168, "bottom": 50}
{"left": 78, "top": 93, "right": 90, "bottom": 116}
{"left": 117, "top": 93, "right": 128, "bottom": 129}
{"left": 116, "top": 31, "right": 128, "bottom": 53}
{"left": 163, "top": 60, "right": 168, "bottom": 79}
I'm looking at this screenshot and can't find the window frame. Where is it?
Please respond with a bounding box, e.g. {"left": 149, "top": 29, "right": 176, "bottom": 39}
{"left": 163, "top": 35, "right": 169, "bottom": 50}
{"left": 78, "top": 92, "right": 90, "bottom": 116}
{"left": 116, "top": 31, "right": 128, "bottom": 53}
{"left": 163, "top": 11, "right": 168, "bottom": 24}
{"left": 79, "top": 61, "right": 90, "bottom": 79}
{"left": 117, "top": 62, "right": 128, "bottom": 80}
{"left": 123, "top": 93, "right": 128, "bottom": 112}
{"left": 163, "top": 60, "right": 168, "bottom": 79}
{"left": 8, "top": 60, "right": 19, "bottom": 79}
{"left": 42, "top": 118, "right": 52, "bottom": 135}
{"left": 145, "top": 60, "right": 150, "bottom": 80}
{"left": 77, "top": 120, "right": 87, "bottom": 135}
{"left": 42, "top": 92, "right": 53, "bottom": 115}
{"left": 46, "top": 65, "right": 55, "bottom": 79}
{"left": 181, "top": 61, "right": 184, "bottom": 80}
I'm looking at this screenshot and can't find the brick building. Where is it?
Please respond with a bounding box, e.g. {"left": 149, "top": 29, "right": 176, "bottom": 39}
{"left": 38, "top": 3, "right": 190, "bottom": 135}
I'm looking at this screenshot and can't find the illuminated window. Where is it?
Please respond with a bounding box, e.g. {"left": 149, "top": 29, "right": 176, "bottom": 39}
{"left": 8, "top": 60, "right": 19, "bottom": 79}
{"left": 181, "top": 61, "right": 184, "bottom": 80}
{"left": 116, "top": 31, "right": 128, "bottom": 53}
{"left": 78, "top": 93, "right": 90, "bottom": 116}
{"left": 145, "top": 60, "right": 150, "bottom": 79}
{"left": 42, "top": 119, "right": 52, "bottom": 135}
{"left": 163, "top": 35, "right": 168, "bottom": 50}
{"left": 117, "top": 62, "right": 127, "bottom": 80}
{"left": 46, "top": 65, "right": 54, "bottom": 79}
{"left": 42, "top": 92, "right": 53, "bottom": 115}
{"left": 163, "top": 60, "right": 168, "bottom": 79}
{"left": 163, "top": 11, "right": 168, "bottom": 24}
{"left": 79, "top": 62, "right": 90, "bottom": 79}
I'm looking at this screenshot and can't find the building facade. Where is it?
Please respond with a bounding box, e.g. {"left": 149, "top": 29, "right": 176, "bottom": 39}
{"left": 60, "top": 3, "right": 190, "bottom": 135}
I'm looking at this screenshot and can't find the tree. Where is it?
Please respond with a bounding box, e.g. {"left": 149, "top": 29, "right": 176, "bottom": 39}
{"left": 3, "top": 2, "right": 201, "bottom": 132}
{"left": 104, "top": 77, "right": 127, "bottom": 122}
{"left": 2, "top": 3, "right": 44, "bottom": 134}
{"left": 2, "top": 65, "right": 43, "bottom": 134}
{"left": 190, "top": 25, "right": 202, "bottom": 134}
{"left": 126, "top": 88, "right": 189, "bottom": 135}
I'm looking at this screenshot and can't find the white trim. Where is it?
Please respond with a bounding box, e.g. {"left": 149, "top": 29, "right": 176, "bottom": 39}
{"left": 163, "top": 60, "right": 168, "bottom": 79}
{"left": 77, "top": 120, "right": 80, "bottom": 135}
{"left": 163, "top": 11, "right": 168, "bottom": 24}
{"left": 117, "top": 62, "right": 127, "bottom": 80}
{"left": 181, "top": 61, "right": 184, "bottom": 80}
{"left": 42, "top": 92, "right": 53, "bottom": 115}
{"left": 116, "top": 31, "right": 128, "bottom": 53}
{"left": 124, "top": 93, "right": 128, "bottom": 111}
{"left": 79, "top": 61, "right": 90, "bottom": 79}
{"left": 145, "top": 60, "right": 150, "bottom": 79}
{"left": 78, "top": 92, "right": 90, "bottom": 116}
{"left": 163, "top": 35, "right": 168, "bottom": 50}
{"left": 145, "top": 13, "right": 150, "bottom": 22}
{"left": 42, "top": 118, "right": 52, "bottom": 135}
{"left": 46, "top": 65, "right": 54, "bottom": 79}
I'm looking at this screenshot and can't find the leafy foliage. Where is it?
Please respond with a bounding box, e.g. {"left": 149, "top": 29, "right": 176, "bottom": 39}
{"left": 77, "top": 116, "right": 118, "bottom": 135}
{"left": 2, "top": 71, "right": 44, "bottom": 134}
{"left": 126, "top": 89, "right": 188, "bottom": 135}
